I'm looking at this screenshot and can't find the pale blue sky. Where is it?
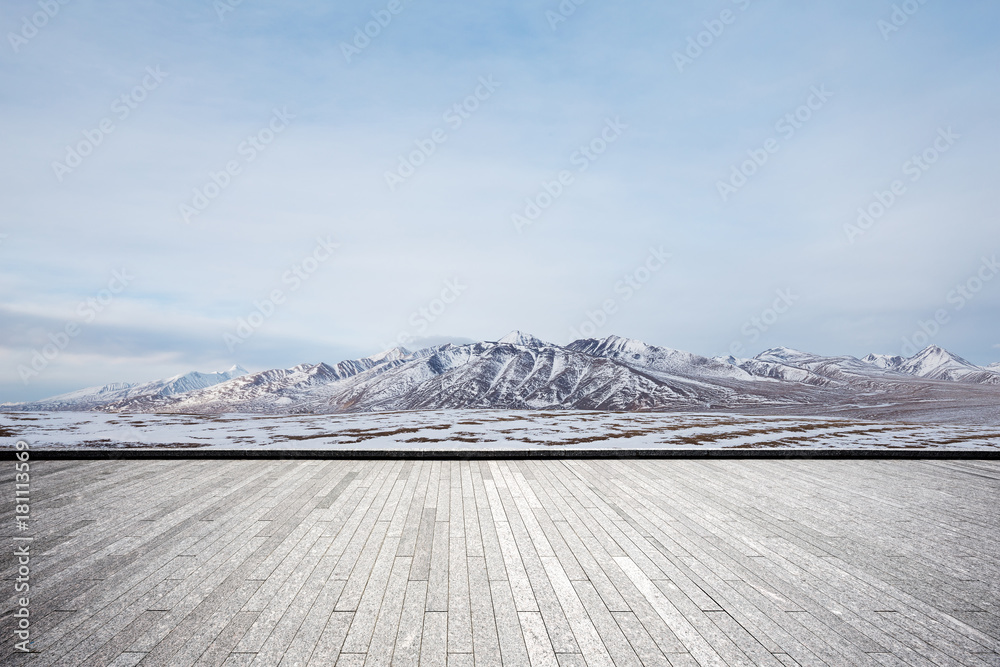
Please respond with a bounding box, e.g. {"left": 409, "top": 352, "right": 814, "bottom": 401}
{"left": 2, "top": 0, "right": 999, "bottom": 401}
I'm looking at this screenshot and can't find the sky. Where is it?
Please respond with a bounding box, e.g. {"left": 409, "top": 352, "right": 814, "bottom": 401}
{"left": 2, "top": 0, "right": 999, "bottom": 402}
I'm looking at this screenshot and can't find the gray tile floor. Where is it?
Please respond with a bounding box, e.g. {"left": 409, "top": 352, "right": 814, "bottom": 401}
{"left": 2, "top": 459, "right": 998, "bottom": 666}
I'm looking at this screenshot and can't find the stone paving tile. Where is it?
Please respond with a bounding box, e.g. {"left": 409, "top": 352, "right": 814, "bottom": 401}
{"left": 1, "top": 459, "right": 997, "bottom": 665}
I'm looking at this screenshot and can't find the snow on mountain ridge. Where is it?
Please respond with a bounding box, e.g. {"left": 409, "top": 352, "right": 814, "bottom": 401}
{"left": 891, "top": 345, "right": 1000, "bottom": 384}
{"left": 6, "top": 335, "right": 1000, "bottom": 415}
{"left": 369, "top": 347, "right": 412, "bottom": 363}
{"left": 568, "top": 336, "right": 753, "bottom": 381}
{"left": 737, "top": 347, "right": 966, "bottom": 387}
{"left": 574, "top": 334, "right": 672, "bottom": 357}
{"left": 897, "top": 345, "right": 972, "bottom": 375}
{"left": 497, "top": 331, "right": 552, "bottom": 347}
{"left": 754, "top": 347, "right": 813, "bottom": 363}
{"left": 323, "top": 341, "right": 687, "bottom": 412}
{"left": 111, "top": 350, "right": 419, "bottom": 413}
{"left": 43, "top": 381, "right": 142, "bottom": 403}
{"left": 156, "top": 366, "right": 250, "bottom": 396}
{"left": 861, "top": 353, "right": 905, "bottom": 370}
{"left": 5, "top": 365, "right": 249, "bottom": 411}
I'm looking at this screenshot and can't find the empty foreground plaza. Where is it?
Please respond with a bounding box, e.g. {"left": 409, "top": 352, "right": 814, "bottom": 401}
{"left": 2, "top": 458, "right": 998, "bottom": 666}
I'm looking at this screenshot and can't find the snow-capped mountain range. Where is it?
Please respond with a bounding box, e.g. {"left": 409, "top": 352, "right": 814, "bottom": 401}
{"left": 11, "top": 365, "right": 249, "bottom": 411}
{"left": 5, "top": 332, "right": 1000, "bottom": 423}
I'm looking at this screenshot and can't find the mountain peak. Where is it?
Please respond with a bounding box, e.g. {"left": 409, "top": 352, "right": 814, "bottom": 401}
{"left": 497, "top": 331, "right": 550, "bottom": 347}
{"left": 895, "top": 345, "right": 979, "bottom": 380}
{"left": 908, "top": 345, "right": 972, "bottom": 366}
{"left": 913, "top": 344, "right": 950, "bottom": 358}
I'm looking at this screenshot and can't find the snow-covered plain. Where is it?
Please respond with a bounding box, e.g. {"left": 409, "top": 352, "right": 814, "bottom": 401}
{"left": 3, "top": 410, "right": 1000, "bottom": 452}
